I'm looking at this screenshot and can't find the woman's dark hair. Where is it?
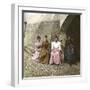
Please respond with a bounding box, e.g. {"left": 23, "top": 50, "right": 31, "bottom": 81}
{"left": 55, "top": 35, "right": 59, "bottom": 40}
{"left": 45, "top": 35, "right": 47, "bottom": 38}
{"left": 37, "top": 35, "right": 41, "bottom": 40}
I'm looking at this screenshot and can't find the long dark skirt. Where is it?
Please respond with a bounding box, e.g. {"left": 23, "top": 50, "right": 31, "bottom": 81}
{"left": 64, "top": 47, "right": 76, "bottom": 65}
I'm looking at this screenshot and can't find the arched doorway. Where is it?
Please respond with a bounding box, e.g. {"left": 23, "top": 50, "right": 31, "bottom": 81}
{"left": 61, "top": 15, "right": 80, "bottom": 62}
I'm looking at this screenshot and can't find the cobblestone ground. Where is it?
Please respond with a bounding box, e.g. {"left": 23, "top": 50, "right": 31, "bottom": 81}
{"left": 24, "top": 48, "right": 80, "bottom": 77}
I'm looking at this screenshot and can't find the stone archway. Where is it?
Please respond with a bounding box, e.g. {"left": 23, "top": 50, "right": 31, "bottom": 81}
{"left": 60, "top": 15, "right": 80, "bottom": 61}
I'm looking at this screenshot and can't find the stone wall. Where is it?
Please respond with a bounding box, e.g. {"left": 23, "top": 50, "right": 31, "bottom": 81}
{"left": 24, "top": 20, "right": 66, "bottom": 49}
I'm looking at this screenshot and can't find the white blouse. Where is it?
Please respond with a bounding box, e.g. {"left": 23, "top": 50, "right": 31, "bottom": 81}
{"left": 51, "top": 41, "right": 61, "bottom": 50}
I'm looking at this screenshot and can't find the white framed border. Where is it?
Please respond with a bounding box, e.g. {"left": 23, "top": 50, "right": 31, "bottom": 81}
{"left": 11, "top": 4, "right": 88, "bottom": 87}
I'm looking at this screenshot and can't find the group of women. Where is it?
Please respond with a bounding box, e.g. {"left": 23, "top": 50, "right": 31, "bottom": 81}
{"left": 32, "top": 35, "right": 75, "bottom": 65}
{"left": 32, "top": 35, "right": 63, "bottom": 65}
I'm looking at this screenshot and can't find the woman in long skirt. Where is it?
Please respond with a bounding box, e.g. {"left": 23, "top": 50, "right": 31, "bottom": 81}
{"left": 64, "top": 37, "right": 76, "bottom": 66}
{"left": 32, "top": 36, "right": 42, "bottom": 63}
{"left": 49, "top": 35, "right": 62, "bottom": 65}
{"left": 39, "top": 35, "right": 49, "bottom": 64}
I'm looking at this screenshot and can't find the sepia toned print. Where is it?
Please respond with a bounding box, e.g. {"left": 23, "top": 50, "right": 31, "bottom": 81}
{"left": 23, "top": 11, "right": 80, "bottom": 78}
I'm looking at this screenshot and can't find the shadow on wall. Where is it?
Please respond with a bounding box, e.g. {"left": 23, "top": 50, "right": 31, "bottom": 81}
{"left": 61, "top": 15, "right": 80, "bottom": 62}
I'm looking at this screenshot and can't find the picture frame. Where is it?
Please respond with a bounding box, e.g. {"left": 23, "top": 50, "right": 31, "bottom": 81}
{"left": 11, "top": 4, "right": 87, "bottom": 87}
